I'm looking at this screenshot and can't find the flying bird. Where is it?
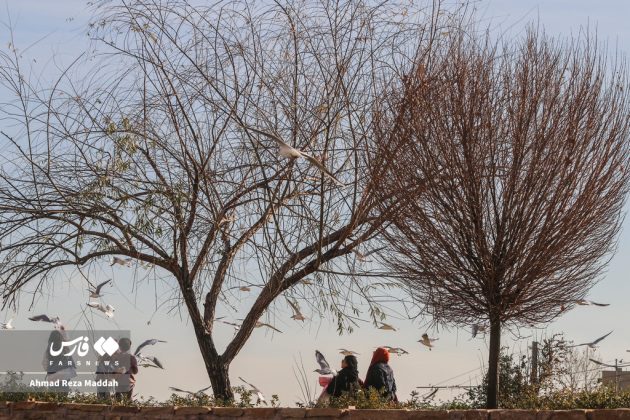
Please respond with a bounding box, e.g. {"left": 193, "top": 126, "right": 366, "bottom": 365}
{"left": 111, "top": 256, "right": 133, "bottom": 267}
{"left": 378, "top": 322, "right": 396, "bottom": 331}
{"left": 134, "top": 339, "right": 167, "bottom": 356}
{"left": 28, "top": 314, "right": 64, "bottom": 330}
{"left": 239, "top": 377, "right": 266, "bottom": 405}
{"left": 338, "top": 349, "right": 359, "bottom": 356}
{"left": 352, "top": 246, "right": 386, "bottom": 263}
{"left": 169, "top": 386, "right": 211, "bottom": 397}
{"left": 418, "top": 333, "right": 439, "bottom": 350}
{"left": 574, "top": 300, "right": 609, "bottom": 307}
{"left": 471, "top": 324, "right": 487, "bottom": 339}
{"left": 239, "top": 286, "right": 251, "bottom": 292}
{"left": 243, "top": 124, "right": 344, "bottom": 186}
{"left": 0, "top": 319, "right": 14, "bottom": 330}
{"left": 87, "top": 302, "right": 115, "bottom": 318}
{"left": 137, "top": 354, "right": 164, "bottom": 369}
{"left": 287, "top": 299, "right": 306, "bottom": 321}
{"left": 87, "top": 279, "right": 112, "bottom": 298}
{"left": 570, "top": 331, "right": 613, "bottom": 349}
{"left": 216, "top": 319, "right": 241, "bottom": 330}
{"left": 314, "top": 350, "right": 337, "bottom": 376}
{"left": 385, "top": 347, "right": 409, "bottom": 356}
{"left": 254, "top": 321, "right": 283, "bottom": 333}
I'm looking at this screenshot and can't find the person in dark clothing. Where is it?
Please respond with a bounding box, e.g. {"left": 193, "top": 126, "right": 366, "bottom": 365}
{"left": 111, "top": 338, "right": 138, "bottom": 402}
{"left": 325, "top": 355, "right": 361, "bottom": 398}
{"left": 364, "top": 347, "right": 397, "bottom": 402}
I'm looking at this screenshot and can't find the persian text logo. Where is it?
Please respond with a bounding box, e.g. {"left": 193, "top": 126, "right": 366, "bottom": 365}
{"left": 49, "top": 336, "right": 119, "bottom": 357}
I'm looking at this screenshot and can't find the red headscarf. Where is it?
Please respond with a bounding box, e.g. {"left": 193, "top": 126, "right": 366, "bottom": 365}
{"left": 370, "top": 347, "right": 390, "bottom": 367}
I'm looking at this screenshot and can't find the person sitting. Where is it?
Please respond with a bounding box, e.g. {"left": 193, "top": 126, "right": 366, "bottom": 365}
{"left": 325, "top": 355, "right": 361, "bottom": 398}
{"left": 364, "top": 347, "right": 397, "bottom": 402}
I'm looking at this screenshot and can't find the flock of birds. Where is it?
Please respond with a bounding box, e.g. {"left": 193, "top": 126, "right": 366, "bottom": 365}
{"left": 0, "top": 245, "right": 615, "bottom": 404}
{"left": 0, "top": 259, "right": 167, "bottom": 372}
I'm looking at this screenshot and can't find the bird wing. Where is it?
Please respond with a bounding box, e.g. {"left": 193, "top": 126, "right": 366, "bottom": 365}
{"left": 197, "top": 386, "right": 212, "bottom": 394}
{"left": 87, "top": 302, "right": 105, "bottom": 311}
{"left": 29, "top": 314, "right": 51, "bottom": 322}
{"left": 592, "top": 330, "right": 613, "bottom": 345}
{"left": 589, "top": 301, "right": 610, "bottom": 307}
{"left": 301, "top": 153, "right": 344, "bottom": 186}
{"left": 286, "top": 299, "right": 301, "bottom": 316}
{"left": 169, "top": 387, "right": 191, "bottom": 394}
{"left": 242, "top": 124, "right": 292, "bottom": 149}
{"left": 152, "top": 357, "right": 164, "bottom": 369}
{"left": 315, "top": 350, "right": 331, "bottom": 370}
{"left": 260, "top": 323, "right": 283, "bottom": 333}
{"left": 134, "top": 339, "right": 152, "bottom": 355}
{"left": 239, "top": 376, "right": 257, "bottom": 391}
{"left": 95, "top": 279, "right": 112, "bottom": 294}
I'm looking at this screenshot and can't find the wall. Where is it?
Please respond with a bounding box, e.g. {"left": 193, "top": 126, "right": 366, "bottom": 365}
{"left": 2, "top": 402, "right": 630, "bottom": 419}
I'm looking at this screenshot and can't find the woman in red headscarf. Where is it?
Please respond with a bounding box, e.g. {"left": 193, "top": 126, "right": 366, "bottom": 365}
{"left": 363, "top": 347, "right": 398, "bottom": 402}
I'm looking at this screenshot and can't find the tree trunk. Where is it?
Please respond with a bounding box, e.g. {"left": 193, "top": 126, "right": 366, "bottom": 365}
{"left": 203, "top": 346, "right": 232, "bottom": 401}
{"left": 178, "top": 276, "right": 235, "bottom": 400}
{"left": 486, "top": 317, "right": 501, "bottom": 409}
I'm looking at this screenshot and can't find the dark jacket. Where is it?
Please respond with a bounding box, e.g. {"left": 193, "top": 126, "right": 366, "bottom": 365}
{"left": 364, "top": 362, "right": 397, "bottom": 401}
{"left": 326, "top": 366, "right": 360, "bottom": 397}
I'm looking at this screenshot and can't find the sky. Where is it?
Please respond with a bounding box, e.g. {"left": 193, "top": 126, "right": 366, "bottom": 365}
{"left": 0, "top": 0, "right": 629, "bottom": 405}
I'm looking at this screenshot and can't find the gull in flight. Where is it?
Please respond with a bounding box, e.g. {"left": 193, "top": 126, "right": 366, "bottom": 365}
{"left": 383, "top": 346, "right": 409, "bottom": 356}
{"left": 339, "top": 349, "right": 359, "bottom": 356}
{"left": 560, "top": 300, "right": 610, "bottom": 312}
{"left": 28, "top": 314, "right": 64, "bottom": 330}
{"left": 287, "top": 299, "right": 306, "bottom": 321}
{"left": 111, "top": 256, "right": 133, "bottom": 267}
{"left": 378, "top": 322, "right": 397, "bottom": 331}
{"left": 243, "top": 124, "right": 344, "bottom": 186}
{"left": 169, "top": 386, "right": 211, "bottom": 397}
{"left": 134, "top": 338, "right": 167, "bottom": 356}
{"left": 216, "top": 319, "right": 241, "bottom": 330}
{"left": 352, "top": 246, "right": 386, "bottom": 263}
{"left": 87, "top": 302, "right": 115, "bottom": 318}
{"left": 471, "top": 324, "right": 487, "bottom": 339}
{"left": 574, "top": 300, "right": 609, "bottom": 307}
{"left": 569, "top": 331, "right": 613, "bottom": 349}
{"left": 0, "top": 318, "right": 14, "bottom": 330}
{"left": 137, "top": 354, "right": 165, "bottom": 369}
{"left": 255, "top": 321, "right": 283, "bottom": 333}
{"left": 418, "top": 333, "right": 439, "bottom": 350}
{"left": 314, "top": 350, "right": 337, "bottom": 376}
{"left": 87, "top": 279, "right": 112, "bottom": 298}
{"left": 239, "top": 377, "right": 266, "bottom": 405}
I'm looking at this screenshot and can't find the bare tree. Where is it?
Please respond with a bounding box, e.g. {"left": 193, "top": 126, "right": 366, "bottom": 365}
{"left": 377, "top": 29, "right": 630, "bottom": 408}
{"left": 0, "top": 0, "right": 460, "bottom": 399}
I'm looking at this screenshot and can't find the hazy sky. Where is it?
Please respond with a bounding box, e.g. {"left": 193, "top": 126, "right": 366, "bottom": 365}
{"left": 1, "top": 0, "right": 629, "bottom": 405}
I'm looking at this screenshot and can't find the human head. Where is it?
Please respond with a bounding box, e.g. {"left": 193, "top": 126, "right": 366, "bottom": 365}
{"left": 370, "top": 347, "right": 390, "bottom": 366}
{"left": 343, "top": 355, "right": 358, "bottom": 371}
{"left": 118, "top": 337, "right": 132, "bottom": 352}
